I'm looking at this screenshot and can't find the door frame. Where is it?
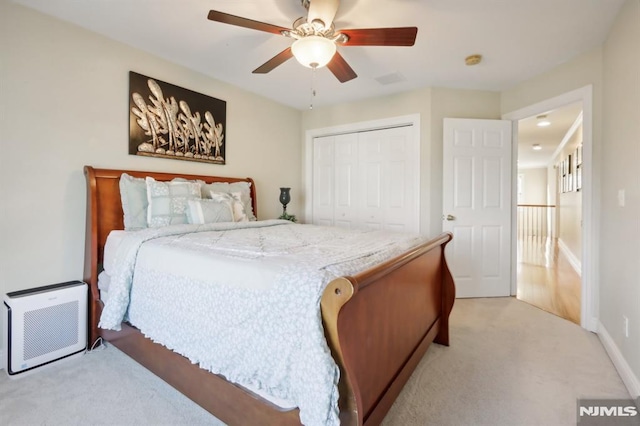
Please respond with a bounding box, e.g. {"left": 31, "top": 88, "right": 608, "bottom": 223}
{"left": 502, "top": 85, "right": 597, "bottom": 332}
{"left": 303, "top": 114, "right": 421, "bottom": 227}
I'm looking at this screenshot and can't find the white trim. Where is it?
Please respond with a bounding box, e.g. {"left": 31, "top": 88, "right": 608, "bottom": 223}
{"left": 305, "top": 114, "right": 421, "bottom": 139}
{"left": 502, "top": 85, "right": 597, "bottom": 332}
{"left": 304, "top": 114, "right": 421, "bottom": 228}
{"left": 598, "top": 322, "right": 640, "bottom": 398}
{"left": 510, "top": 121, "right": 519, "bottom": 295}
{"left": 0, "top": 352, "right": 3, "bottom": 371}
{"left": 557, "top": 238, "right": 582, "bottom": 276}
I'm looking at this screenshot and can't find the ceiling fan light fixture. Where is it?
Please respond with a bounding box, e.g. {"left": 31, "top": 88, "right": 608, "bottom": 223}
{"left": 291, "top": 35, "right": 336, "bottom": 69}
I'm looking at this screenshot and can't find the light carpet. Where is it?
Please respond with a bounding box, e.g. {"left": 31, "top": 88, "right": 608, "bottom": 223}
{"left": 0, "top": 297, "right": 630, "bottom": 425}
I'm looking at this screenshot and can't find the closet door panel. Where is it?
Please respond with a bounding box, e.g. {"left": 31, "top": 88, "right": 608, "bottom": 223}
{"left": 312, "top": 136, "right": 335, "bottom": 226}
{"left": 333, "top": 134, "right": 359, "bottom": 228}
{"left": 311, "top": 123, "right": 419, "bottom": 233}
{"left": 358, "top": 132, "right": 385, "bottom": 229}
{"left": 383, "top": 127, "right": 418, "bottom": 233}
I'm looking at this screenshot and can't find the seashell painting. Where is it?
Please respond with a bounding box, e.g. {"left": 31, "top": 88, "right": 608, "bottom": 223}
{"left": 129, "top": 71, "right": 226, "bottom": 164}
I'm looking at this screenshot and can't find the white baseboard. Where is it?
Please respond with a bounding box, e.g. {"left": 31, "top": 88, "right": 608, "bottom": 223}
{"left": 587, "top": 316, "right": 599, "bottom": 334}
{"left": 598, "top": 321, "right": 640, "bottom": 398}
{"left": 558, "top": 238, "right": 582, "bottom": 276}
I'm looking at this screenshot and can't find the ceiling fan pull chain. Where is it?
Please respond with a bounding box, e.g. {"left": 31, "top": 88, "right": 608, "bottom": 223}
{"left": 309, "top": 66, "right": 317, "bottom": 110}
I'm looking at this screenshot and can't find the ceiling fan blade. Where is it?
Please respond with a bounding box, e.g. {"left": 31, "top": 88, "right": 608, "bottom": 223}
{"left": 253, "top": 48, "right": 294, "bottom": 74}
{"left": 307, "top": 0, "right": 339, "bottom": 28}
{"left": 207, "top": 10, "right": 290, "bottom": 35}
{"left": 339, "top": 27, "right": 418, "bottom": 46}
{"left": 327, "top": 51, "right": 357, "bottom": 83}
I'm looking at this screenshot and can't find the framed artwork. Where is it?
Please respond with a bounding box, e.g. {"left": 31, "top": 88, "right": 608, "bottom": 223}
{"left": 566, "top": 154, "right": 573, "bottom": 192}
{"left": 576, "top": 144, "right": 583, "bottom": 166}
{"left": 129, "top": 71, "right": 226, "bottom": 164}
{"left": 575, "top": 144, "right": 582, "bottom": 191}
{"left": 560, "top": 158, "right": 567, "bottom": 193}
{"left": 576, "top": 165, "right": 582, "bottom": 191}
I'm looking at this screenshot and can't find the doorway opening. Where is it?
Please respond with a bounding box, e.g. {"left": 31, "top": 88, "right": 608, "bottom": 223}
{"left": 503, "top": 85, "right": 596, "bottom": 331}
{"left": 515, "top": 102, "right": 583, "bottom": 324}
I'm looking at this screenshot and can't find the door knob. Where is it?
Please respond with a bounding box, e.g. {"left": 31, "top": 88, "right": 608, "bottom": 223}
{"left": 443, "top": 214, "right": 455, "bottom": 221}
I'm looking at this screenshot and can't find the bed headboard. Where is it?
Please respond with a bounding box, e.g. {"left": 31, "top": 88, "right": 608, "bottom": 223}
{"left": 83, "top": 166, "right": 257, "bottom": 344}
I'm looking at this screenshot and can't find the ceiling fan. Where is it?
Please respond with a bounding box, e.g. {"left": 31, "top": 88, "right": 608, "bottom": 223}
{"left": 207, "top": 0, "right": 418, "bottom": 83}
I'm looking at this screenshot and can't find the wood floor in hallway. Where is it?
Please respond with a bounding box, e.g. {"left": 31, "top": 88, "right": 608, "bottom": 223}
{"left": 516, "top": 236, "right": 581, "bottom": 324}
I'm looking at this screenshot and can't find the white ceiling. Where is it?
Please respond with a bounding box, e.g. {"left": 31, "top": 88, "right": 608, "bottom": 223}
{"left": 10, "top": 0, "right": 613, "bottom": 165}
{"left": 12, "top": 0, "right": 624, "bottom": 111}
{"left": 517, "top": 102, "right": 583, "bottom": 169}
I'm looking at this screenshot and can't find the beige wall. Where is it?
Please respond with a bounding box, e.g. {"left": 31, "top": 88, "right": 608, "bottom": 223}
{"left": 0, "top": 2, "right": 302, "bottom": 347}
{"left": 600, "top": 0, "right": 640, "bottom": 393}
{"left": 301, "top": 87, "right": 501, "bottom": 237}
{"left": 502, "top": 0, "right": 639, "bottom": 395}
{"left": 556, "top": 126, "right": 583, "bottom": 262}
{"left": 518, "top": 168, "right": 548, "bottom": 205}
{"left": 557, "top": 190, "right": 582, "bottom": 262}
{"left": 501, "top": 48, "right": 603, "bottom": 227}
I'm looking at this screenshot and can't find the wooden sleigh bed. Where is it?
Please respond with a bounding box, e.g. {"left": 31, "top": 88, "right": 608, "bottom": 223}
{"left": 83, "top": 165, "right": 455, "bottom": 426}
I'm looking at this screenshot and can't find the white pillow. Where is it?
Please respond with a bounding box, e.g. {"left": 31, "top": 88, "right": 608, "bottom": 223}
{"left": 119, "top": 173, "right": 148, "bottom": 230}
{"left": 210, "top": 191, "right": 248, "bottom": 222}
{"left": 186, "top": 199, "right": 234, "bottom": 225}
{"left": 200, "top": 181, "right": 256, "bottom": 221}
{"left": 146, "top": 177, "right": 201, "bottom": 227}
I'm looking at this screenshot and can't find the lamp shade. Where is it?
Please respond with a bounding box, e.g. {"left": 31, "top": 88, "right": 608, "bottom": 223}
{"left": 291, "top": 35, "right": 337, "bottom": 69}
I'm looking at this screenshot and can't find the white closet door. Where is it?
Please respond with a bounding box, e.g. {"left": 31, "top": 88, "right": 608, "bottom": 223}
{"left": 333, "top": 133, "right": 359, "bottom": 228}
{"left": 358, "top": 131, "right": 384, "bottom": 230}
{"left": 359, "top": 126, "right": 418, "bottom": 233}
{"left": 312, "top": 136, "right": 335, "bottom": 227}
{"left": 311, "top": 125, "right": 419, "bottom": 233}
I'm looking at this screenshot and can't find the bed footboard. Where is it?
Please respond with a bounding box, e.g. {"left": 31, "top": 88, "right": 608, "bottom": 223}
{"left": 321, "top": 232, "right": 454, "bottom": 425}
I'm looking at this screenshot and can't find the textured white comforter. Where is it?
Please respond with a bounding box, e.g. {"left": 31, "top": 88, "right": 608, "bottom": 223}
{"left": 99, "top": 220, "right": 428, "bottom": 426}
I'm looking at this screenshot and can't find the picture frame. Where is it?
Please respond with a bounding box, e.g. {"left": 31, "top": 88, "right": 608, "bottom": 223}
{"left": 576, "top": 144, "right": 583, "bottom": 166}
{"left": 575, "top": 144, "right": 582, "bottom": 191}
{"left": 129, "top": 71, "right": 226, "bottom": 164}
{"left": 566, "top": 154, "right": 573, "bottom": 192}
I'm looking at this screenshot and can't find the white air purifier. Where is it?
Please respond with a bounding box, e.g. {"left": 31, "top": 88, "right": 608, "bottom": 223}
{"left": 3, "top": 280, "right": 87, "bottom": 377}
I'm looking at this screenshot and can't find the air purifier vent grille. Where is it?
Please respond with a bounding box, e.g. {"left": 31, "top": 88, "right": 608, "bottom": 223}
{"left": 23, "top": 301, "right": 79, "bottom": 361}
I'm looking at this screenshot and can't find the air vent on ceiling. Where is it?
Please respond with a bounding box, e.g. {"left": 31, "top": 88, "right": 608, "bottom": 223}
{"left": 375, "top": 72, "right": 406, "bottom": 85}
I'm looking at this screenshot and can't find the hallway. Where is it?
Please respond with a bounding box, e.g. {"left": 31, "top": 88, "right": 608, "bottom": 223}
{"left": 516, "top": 236, "right": 581, "bottom": 324}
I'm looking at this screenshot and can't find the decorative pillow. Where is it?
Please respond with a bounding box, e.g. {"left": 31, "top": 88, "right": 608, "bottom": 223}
{"left": 200, "top": 181, "right": 256, "bottom": 221}
{"left": 146, "top": 177, "right": 201, "bottom": 227}
{"left": 210, "top": 191, "right": 248, "bottom": 222}
{"left": 186, "top": 199, "right": 234, "bottom": 225}
{"left": 119, "top": 173, "right": 148, "bottom": 231}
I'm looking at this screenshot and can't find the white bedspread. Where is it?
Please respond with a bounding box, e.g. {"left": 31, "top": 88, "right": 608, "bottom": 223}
{"left": 100, "top": 220, "right": 428, "bottom": 426}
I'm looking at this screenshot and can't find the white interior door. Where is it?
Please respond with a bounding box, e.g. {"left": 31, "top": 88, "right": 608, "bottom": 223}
{"left": 443, "top": 118, "right": 512, "bottom": 298}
